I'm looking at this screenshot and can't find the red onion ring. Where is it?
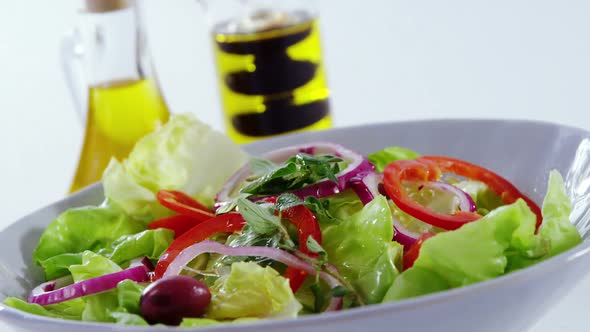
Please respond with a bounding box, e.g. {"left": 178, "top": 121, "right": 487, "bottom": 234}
{"left": 349, "top": 174, "right": 476, "bottom": 247}
{"left": 349, "top": 172, "right": 383, "bottom": 205}
{"left": 392, "top": 215, "right": 422, "bottom": 247}
{"left": 422, "top": 181, "right": 477, "bottom": 213}
{"left": 215, "top": 142, "right": 373, "bottom": 211}
{"left": 164, "top": 240, "right": 343, "bottom": 311}
{"left": 27, "top": 265, "right": 150, "bottom": 306}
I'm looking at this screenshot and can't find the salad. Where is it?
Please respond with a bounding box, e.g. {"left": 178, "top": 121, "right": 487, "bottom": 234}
{"left": 4, "top": 114, "right": 582, "bottom": 327}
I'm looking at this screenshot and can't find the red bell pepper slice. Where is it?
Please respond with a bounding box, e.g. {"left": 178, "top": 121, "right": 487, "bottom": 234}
{"left": 281, "top": 205, "right": 322, "bottom": 293}
{"left": 383, "top": 156, "right": 542, "bottom": 230}
{"left": 148, "top": 215, "right": 206, "bottom": 239}
{"left": 156, "top": 190, "right": 214, "bottom": 221}
{"left": 403, "top": 233, "right": 434, "bottom": 270}
{"left": 154, "top": 212, "right": 246, "bottom": 279}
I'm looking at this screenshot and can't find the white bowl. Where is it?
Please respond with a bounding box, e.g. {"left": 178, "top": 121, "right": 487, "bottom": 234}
{"left": 1, "top": 119, "right": 590, "bottom": 332}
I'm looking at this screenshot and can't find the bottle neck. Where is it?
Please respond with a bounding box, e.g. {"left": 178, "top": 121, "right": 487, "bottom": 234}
{"left": 77, "top": 6, "right": 149, "bottom": 87}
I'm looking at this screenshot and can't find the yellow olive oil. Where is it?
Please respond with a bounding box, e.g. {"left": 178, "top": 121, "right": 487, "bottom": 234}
{"left": 213, "top": 15, "right": 332, "bottom": 144}
{"left": 69, "top": 79, "right": 170, "bottom": 192}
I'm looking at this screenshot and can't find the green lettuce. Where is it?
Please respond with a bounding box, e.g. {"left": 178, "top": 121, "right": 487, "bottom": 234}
{"left": 321, "top": 190, "right": 364, "bottom": 224}
{"left": 34, "top": 206, "right": 145, "bottom": 279}
{"left": 205, "top": 262, "right": 301, "bottom": 320}
{"left": 69, "top": 252, "right": 148, "bottom": 324}
{"left": 38, "top": 228, "right": 172, "bottom": 280}
{"left": 323, "top": 196, "right": 403, "bottom": 304}
{"left": 103, "top": 114, "right": 246, "bottom": 219}
{"left": 3, "top": 297, "right": 85, "bottom": 321}
{"left": 384, "top": 171, "right": 582, "bottom": 301}
{"left": 455, "top": 180, "right": 504, "bottom": 215}
{"left": 367, "top": 146, "right": 420, "bottom": 172}
{"left": 97, "top": 228, "right": 174, "bottom": 264}
{"left": 538, "top": 171, "right": 583, "bottom": 256}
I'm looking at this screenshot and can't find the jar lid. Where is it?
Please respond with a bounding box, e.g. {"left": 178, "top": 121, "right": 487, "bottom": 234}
{"left": 85, "top": 0, "right": 131, "bottom": 13}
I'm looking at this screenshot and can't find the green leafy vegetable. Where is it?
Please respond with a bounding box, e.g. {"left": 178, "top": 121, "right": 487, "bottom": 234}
{"left": 39, "top": 229, "right": 173, "bottom": 280}
{"left": 68, "top": 252, "right": 148, "bottom": 324}
{"left": 275, "top": 193, "right": 305, "bottom": 212}
{"left": 103, "top": 113, "right": 246, "bottom": 219}
{"left": 3, "top": 297, "right": 85, "bottom": 321}
{"left": 206, "top": 262, "right": 302, "bottom": 319}
{"left": 241, "top": 153, "right": 342, "bottom": 195}
{"left": 385, "top": 173, "right": 582, "bottom": 301}
{"left": 322, "top": 196, "right": 403, "bottom": 304}
{"left": 97, "top": 228, "right": 174, "bottom": 264}
{"left": 249, "top": 158, "right": 278, "bottom": 177}
{"left": 34, "top": 206, "right": 145, "bottom": 279}
{"left": 306, "top": 236, "right": 326, "bottom": 256}
{"left": 236, "top": 198, "right": 281, "bottom": 235}
{"left": 368, "top": 146, "right": 420, "bottom": 172}
{"left": 538, "top": 171, "right": 583, "bottom": 256}
{"left": 455, "top": 180, "right": 504, "bottom": 215}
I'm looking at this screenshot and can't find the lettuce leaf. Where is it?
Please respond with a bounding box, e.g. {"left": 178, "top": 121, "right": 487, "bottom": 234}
{"left": 97, "top": 228, "right": 174, "bottom": 264}
{"left": 455, "top": 180, "right": 504, "bottom": 215}
{"left": 206, "top": 262, "right": 301, "bottom": 320}
{"left": 539, "top": 171, "right": 583, "bottom": 256}
{"left": 103, "top": 114, "right": 246, "bottom": 219}
{"left": 67, "top": 252, "right": 148, "bottom": 324}
{"left": 39, "top": 229, "right": 172, "bottom": 281}
{"left": 367, "top": 146, "right": 420, "bottom": 172}
{"left": 33, "top": 205, "right": 145, "bottom": 279}
{"left": 3, "top": 297, "right": 85, "bottom": 321}
{"left": 322, "top": 196, "right": 403, "bottom": 304}
{"left": 384, "top": 171, "right": 582, "bottom": 301}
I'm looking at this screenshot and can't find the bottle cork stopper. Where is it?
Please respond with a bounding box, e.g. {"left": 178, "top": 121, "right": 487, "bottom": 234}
{"left": 85, "top": 0, "right": 131, "bottom": 13}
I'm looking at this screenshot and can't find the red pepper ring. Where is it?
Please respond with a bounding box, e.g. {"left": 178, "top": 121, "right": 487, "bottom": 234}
{"left": 383, "top": 156, "right": 542, "bottom": 231}
{"left": 281, "top": 205, "right": 322, "bottom": 293}
{"left": 153, "top": 213, "right": 246, "bottom": 280}
{"left": 148, "top": 214, "right": 207, "bottom": 239}
{"left": 420, "top": 156, "right": 543, "bottom": 229}
{"left": 156, "top": 190, "right": 214, "bottom": 221}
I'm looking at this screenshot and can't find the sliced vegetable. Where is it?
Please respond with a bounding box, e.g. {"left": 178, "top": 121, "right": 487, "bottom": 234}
{"left": 423, "top": 181, "right": 476, "bottom": 213}
{"left": 383, "top": 156, "right": 542, "bottom": 230}
{"left": 349, "top": 172, "right": 382, "bottom": 205}
{"left": 148, "top": 215, "right": 206, "bottom": 238}
{"left": 162, "top": 240, "right": 343, "bottom": 312}
{"left": 384, "top": 200, "right": 536, "bottom": 301}
{"left": 27, "top": 265, "right": 149, "bottom": 306}
{"left": 281, "top": 204, "right": 322, "bottom": 292}
{"left": 215, "top": 142, "right": 373, "bottom": 210}
{"left": 367, "top": 146, "right": 420, "bottom": 172}
{"left": 33, "top": 206, "right": 145, "bottom": 279}
{"left": 402, "top": 233, "right": 434, "bottom": 270}
{"left": 323, "top": 196, "right": 403, "bottom": 304}
{"left": 103, "top": 114, "right": 247, "bottom": 219}
{"left": 392, "top": 214, "right": 422, "bottom": 247}
{"left": 206, "top": 262, "right": 301, "bottom": 320}
{"left": 153, "top": 213, "right": 246, "bottom": 279}
{"left": 156, "top": 190, "right": 214, "bottom": 221}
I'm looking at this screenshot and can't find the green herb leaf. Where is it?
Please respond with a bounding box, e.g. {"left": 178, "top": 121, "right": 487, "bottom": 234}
{"left": 304, "top": 196, "right": 338, "bottom": 224}
{"left": 236, "top": 198, "right": 280, "bottom": 235}
{"left": 306, "top": 236, "right": 326, "bottom": 256}
{"left": 275, "top": 194, "right": 304, "bottom": 212}
{"left": 248, "top": 158, "right": 278, "bottom": 178}
{"left": 240, "top": 153, "right": 342, "bottom": 196}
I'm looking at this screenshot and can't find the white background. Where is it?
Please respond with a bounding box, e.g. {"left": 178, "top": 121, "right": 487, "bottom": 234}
{"left": 0, "top": 0, "right": 589, "bottom": 331}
